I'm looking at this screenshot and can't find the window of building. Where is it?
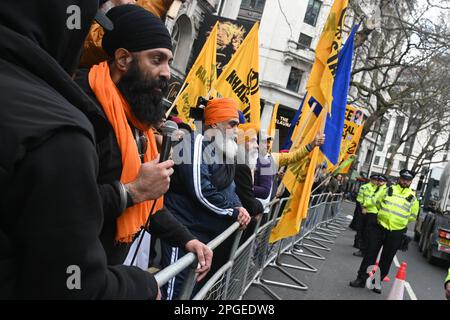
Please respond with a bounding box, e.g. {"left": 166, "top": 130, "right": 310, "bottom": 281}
{"left": 297, "top": 33, "right": 313, "bottom": 49}
{"left": 391, "top": 116, "right": 405, "bottom": 144}
{"left": 403, "top": 136, "right": 415, "bottom": 156}
{"left": 240, "top": 0, "right": 266, "bottom": 12}
{"left": 304, "top": 0, "right": 322, "bottom": 26}
{"left": 171, "top": 15, "right": 193, "bottom": 74}
{"left": 398, "top": 161, "right": 406, "bottom": 171}
{"left": 286, "top": 67, "right": 304, "bottom": 93}
{"left": 365, "top": 149, "right": 373, "bottom": 165}
{"left": 375, "top": 156, "right": 381, "bottom": 165}
{"left": 377, "top": 119, "right": 389, "bottom": 151}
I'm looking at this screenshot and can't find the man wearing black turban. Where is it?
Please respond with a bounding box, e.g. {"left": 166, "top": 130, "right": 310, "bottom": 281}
{"left": 75, "top": 4, "right": 213, "bottom": 299}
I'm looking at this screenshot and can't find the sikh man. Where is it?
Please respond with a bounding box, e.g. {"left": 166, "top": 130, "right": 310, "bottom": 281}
{"left": 160, "top": 97, "right": 252, "bottom": 300}
{"left": 75, "top": 5, "right": 212, "bottom": 299}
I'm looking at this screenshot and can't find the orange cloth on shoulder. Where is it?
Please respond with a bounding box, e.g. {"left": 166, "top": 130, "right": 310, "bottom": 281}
{"left": 88, "top": 61, "right": 164, "bottom": 243}
{"left": 204, "top": 98, "right": 239, "bottom": 126}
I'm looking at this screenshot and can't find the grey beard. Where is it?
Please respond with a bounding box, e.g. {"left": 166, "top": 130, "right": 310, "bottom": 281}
{"left": 215, "top": 137, "right": 238, "bottom": 163}
{"left": 247, "top": 150, "right": 259, "bottom": 171}
{"left": 237, "top": 144, "right": 258, "bottom": 170}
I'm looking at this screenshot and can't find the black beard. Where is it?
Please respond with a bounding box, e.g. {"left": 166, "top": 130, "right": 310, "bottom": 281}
{"left": 116, "top": 59, "right": 168, "bottom": 127}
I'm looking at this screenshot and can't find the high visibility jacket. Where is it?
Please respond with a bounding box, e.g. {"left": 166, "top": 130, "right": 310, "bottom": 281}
{"left": 446, "top": 268, "right": 450, "bottom": 286}
{"left": 375, "top": 184, "right": 419, "bottom": 231}
{"left": 356, "top": 182, "right": 376, "bottom": 205}
{"left": 362, "top": 184, "right": 386, "bottom": 214}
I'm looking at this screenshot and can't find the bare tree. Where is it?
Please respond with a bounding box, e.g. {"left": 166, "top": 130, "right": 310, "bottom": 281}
{"left": 346, "top": 0, "right": 450, "bottom": 174}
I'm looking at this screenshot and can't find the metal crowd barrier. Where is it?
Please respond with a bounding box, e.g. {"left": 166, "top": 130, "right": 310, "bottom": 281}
{"left": 154, "top": 192, "right": 346, "bottom": 300}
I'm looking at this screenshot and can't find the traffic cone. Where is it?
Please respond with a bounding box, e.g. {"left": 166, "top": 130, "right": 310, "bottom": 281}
{"left": 387, "top": 262, "right": 407, "bottom": 300}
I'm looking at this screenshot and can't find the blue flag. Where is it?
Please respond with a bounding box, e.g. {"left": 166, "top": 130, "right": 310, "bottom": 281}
{"left": 320, "top": 25, "right": 357, "bottom": 165}
{"left": 281, "top": 96, "right": 305, "bottom": 151}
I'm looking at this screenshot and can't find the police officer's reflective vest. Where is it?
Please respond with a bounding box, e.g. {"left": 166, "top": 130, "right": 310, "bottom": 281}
{"left": 446, "top": 268, "right": 450, "bottom": 286}
{"left": 356, "top": 182, "right": 376, "bottom": 205}
{"left": 375, "top": 184, "right": 419, "bottom": 231}
{"left": 363, "top": 184, "right": 386, "bottom": 214}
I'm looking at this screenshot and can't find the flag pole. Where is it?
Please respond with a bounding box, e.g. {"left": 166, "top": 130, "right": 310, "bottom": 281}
{"left": 165, "top": 81, "right": 188, "bottom": 118}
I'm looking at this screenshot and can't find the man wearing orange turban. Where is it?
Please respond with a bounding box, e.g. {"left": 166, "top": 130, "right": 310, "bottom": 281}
{"left": 160, "top": 97, "right": 251, "bottom": 299}
{"left": 235, "top": 123, "right": 264, "bottom": 233}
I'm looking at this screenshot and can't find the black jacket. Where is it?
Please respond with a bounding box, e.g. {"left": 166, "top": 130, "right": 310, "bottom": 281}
{"left": 0, "top": 0, "right": 157, "bottom": 299}
{"left": 234, "top": 165, "right": 264, "bottom": 216}
{"left": 165, "top": 133, "right": 241, "bottom": 243}
{"left": 74, "top": 69, "right": 194, "bottom": 265}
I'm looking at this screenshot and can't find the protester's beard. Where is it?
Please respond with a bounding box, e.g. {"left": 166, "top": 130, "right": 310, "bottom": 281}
{"left": 116, "top": 59, "right": 168, "bottom": 127}
{"left": 247, "top": 148, "right": 259, "bottom": 171}
{"left": 214, "top": 130, "right": 238, "bottom": 163}
{"left": 237, "top": 144, "right": 258, "bottom": 171}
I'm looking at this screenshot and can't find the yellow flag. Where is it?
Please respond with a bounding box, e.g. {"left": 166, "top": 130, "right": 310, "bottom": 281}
{"left": 269, "top": 0, "right": 349, "bottom": 243}
{"left": 267, "top": 102, "right": 279, "bottom": 138}
{"left": 326, "top": 105, "right": 362, "bottom": 173}
{"left": 269, "top": 115, "right": 324, "bottom": 243}
{"left": 212, "top": 22, "right": 260, "bottom": 128}
{"left": 174, "top": 23, "right": 218, "bottom": 123}
{"left": 313, "top": 0, "right": 349, "bottom": 113}
{"left": 339, "top": 119, "right": 364, "bottom": 174}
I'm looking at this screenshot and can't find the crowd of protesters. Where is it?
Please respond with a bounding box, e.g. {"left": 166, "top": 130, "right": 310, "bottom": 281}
{"left": 0, "top": 0, "right": 333, "bottom": 299}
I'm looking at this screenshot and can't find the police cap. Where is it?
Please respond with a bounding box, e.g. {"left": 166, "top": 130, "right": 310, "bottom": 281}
{"left": 399, "top": 169, "right": 415, "bottom": 180}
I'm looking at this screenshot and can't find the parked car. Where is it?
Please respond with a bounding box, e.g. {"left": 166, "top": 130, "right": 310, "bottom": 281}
{"left": 414, "top": 165, "right": 450, "bottom": 265}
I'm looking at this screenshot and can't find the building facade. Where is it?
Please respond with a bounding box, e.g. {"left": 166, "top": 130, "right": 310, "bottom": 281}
{"left": 166, "top": 0, "right": 334, "bottom": 145}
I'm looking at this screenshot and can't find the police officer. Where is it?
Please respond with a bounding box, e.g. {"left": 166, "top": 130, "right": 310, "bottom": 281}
{"left": 353, "top": 174, "right": 387, "bottom": 257}
{"left": 352, "top": 174, "right": 379, "bottom": 251}
{"left": 350, "top": 169, "right": 419, "bottom": 294}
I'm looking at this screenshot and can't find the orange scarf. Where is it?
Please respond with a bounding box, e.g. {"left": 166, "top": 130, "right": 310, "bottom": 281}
{"left": 89, "top": 61, "right": 164, "bottom": 243}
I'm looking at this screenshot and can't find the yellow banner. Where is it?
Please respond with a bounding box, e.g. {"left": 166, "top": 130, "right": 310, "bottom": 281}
{"left": 174, "top": 23, "right": 218, "bottom": 123}
{"left": 327, "top": 105, "right": 363, "bottom": 173}
{"left": 212, "top": 22, "right": 260, "bottom": 128}
{"left": 318, "top": 0, "right": 349, "bottom": 113}
{"left": 308, "top": 0, "right": 348, "bottom": 114}
{"left": 269, "top": 115, "right": 323, "bottom": 243}
{"left": 270, "top": 0, "right": 349, "bottom": 243}
{"left": 339, "top": 117, "right": 364, "bottom": 174}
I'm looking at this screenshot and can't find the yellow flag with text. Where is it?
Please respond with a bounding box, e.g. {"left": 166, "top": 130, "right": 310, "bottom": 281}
{"left": 327, "top": 105, "right": 364, "bottom": 173}
{"left": 290, "top": 0, "right": 349, "bottom": 144}
{"left": 339, "top": 118, "right": 364, "bottom": 174}
{"left": 174, "top": 23, "right": 218, "bottom": 123}
{"left": 269, "top": 115, "right": 324, "bottom": 243}
{"left": 269, "top": 0, "right": 349, "bottom": 243}
{"left": 316, "top": 0, "right": 349, "bottom": 113}
{"left": 212, "top": 22, "right": 260, "bottom": 128}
